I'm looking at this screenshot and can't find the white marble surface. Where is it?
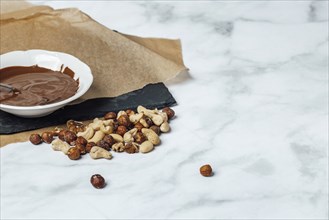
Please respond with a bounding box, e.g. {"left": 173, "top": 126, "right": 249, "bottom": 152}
{"left": 1, "top": 1, "right": 328, "bottom": 219}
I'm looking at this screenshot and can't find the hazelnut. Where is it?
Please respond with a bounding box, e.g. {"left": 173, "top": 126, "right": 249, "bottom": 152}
{"left": 64, "top": 131, "right": 77, "bottom": 145}
{"left": 124, "top": 142, "right": 139, "bottom": 154}
{"left": 144, "top": 116, "right": 153, "bottom": 127}
{"left": 58, "top": 129, "right": 67, "bottom": 141}
{"left": 125, "top": 109, "right": 135, "bottom": 116}
{"left": 116, "top": 125, "right": 127, "bottom": 136}
{"left": 117, "top": 115, "right": 130, "bottom": 127}
{"left": 134, "top": 131, "right": 146, "bottom": 144}
{"left": 67, "top": 147, "right": 81, "bottom": 160}
{"left": 149, "top": 125, "right": 161, "bottom": 135}
{"left": 103, "top": 135, "right": 115, "bottom": 147}
{"left": 90, "top": 174, "right": 106, "bottom": 189}
{"left": 76, "top": 136, "right": 87, "bottom": 146}
{"left": 52, "top": 127, "right": 62, "bottom": 136}
{"left": 200, "top": 164, "right": 213, "bottom": 177}
{"left": 76, "top": 143, "right": 87, "bottom": 155}
{"left": 97, "top": 140, "right": 111, "bottom": 151}
{"left": 41, "top": 132, "right": 53, "bottom": 144}
{"left": 29, "top": 134, "right": 42, "bottom": 145}
{"left": 85, "top": 142, "right": 96, "bottom": 153}
{"left": 162, "top": 107, "right": 175, "bottom": 119}
{"left": 68, "top": 125, "right": 78, "bottom": 133}
{"left": 134, "top": 122, "right": 144, "bottom": 131}
{"left": 104, "top": 112, "right": 116, "bottom": 120}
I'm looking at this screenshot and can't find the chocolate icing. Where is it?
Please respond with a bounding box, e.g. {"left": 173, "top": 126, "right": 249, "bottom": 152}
{"left": 0, "top": 65, "right": 78, "bottom": 106}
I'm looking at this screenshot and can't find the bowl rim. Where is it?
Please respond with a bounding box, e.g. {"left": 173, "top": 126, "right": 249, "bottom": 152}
{"left": 0, "top": 49, "right": 93, "bottom": 110}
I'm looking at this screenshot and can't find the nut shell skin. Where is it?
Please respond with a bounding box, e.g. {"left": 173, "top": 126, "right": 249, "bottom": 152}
{"left": 162, "top": 107, "right": 175, "bottom": 119}
{"left": 41, "top": 132, "right": 54, "bottom": 144}
{"left": 103, "top": 135, "right": 115, "bottom": 147}
{"left": 85, "top": 142, "right": 96, "bottom": 153}
{"left": 58, "top": 130, "right": 67, "bottom": 141}
{"left": 116, "top": 125, "right": 128, "bottom": 136}
{"left": 200, "top": 164, "right": 213, "bottom": 177}
{"left": 64, "top": 131, "right": 77, "bottom": 145}
{"left": 29, "top": 134, "right": 42, "bottom": 145}
{"left": 67, "top": 147, "right": 81, "bottom": 160}
{"left": 76, "top": 136, "right": 87, "bottom": 146}
{"left": 90, "top": 174, "right": 106, "bottom": 189}
{"left": 117, "top": 115, "right": 130, "bottom": 127}
{"left": 104, "top": 112, "right": 116, "bottom": 120}
{"left": 97, "top": 140, "right": 111, "bottom": 151}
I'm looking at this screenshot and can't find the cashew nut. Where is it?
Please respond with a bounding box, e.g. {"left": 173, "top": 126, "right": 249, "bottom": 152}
{"left": 139, "top": 117, "right": 149, "bottom": 128}
{"left": 51, "top": 139, "right": 71, "bottom": 154}
{"left": 160, "top": 121, "right": 170, "bottom": 133}
{"left": 129, "top": 113, "right": 144, "bottom": 124}
{"left": 141, "top": 128, "right": 160, "bottom": 145}
{"left": 90, "top": 146, "right": 112, "bottom": 159}
{"left": 88, "top": 130, "right": 105, "bottom": 143}
{"left": 109, "top": 134, "right": 124, "bottom": 143}
{"left": 103, "top": 119, "right": 114, "bottom": 126}
{"left": 89, "top": 118, "right": 103, "bottom": 130}
{"left": 139, "top": 140, "right": 154, "bottom": 153}
{"left": 77, "top": 127, "right": 95, "bottom": 140}
{"left": 100, "top": 124, "right": 113, "bottom": 134}
{"left": 112, "top": 142, "right": 125, "bottom": 152}
{"left": 123, "top": 128, "right": 137, "bottom": 143}
{"left": 117, "top": 110, "right": 127, "bottom": 119}
{"left": 137, "top": 105, "right": 164, "bottom": 126}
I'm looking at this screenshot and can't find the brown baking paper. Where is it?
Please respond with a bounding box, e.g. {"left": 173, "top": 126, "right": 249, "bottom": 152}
{"left": 0, "top": 1, "right": 187, "bottom": 147}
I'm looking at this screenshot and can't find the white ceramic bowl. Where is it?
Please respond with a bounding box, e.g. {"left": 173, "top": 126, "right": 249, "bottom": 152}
{"left": 0, "top": 50, "right": 93, "bottom": 117}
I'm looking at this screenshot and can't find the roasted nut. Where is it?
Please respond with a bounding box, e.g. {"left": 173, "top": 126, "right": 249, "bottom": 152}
{"left": 29, "top": 134, "right": 42, "bottom": 145}
{"left": 76, "top": 143, "right": 87, "bottom": 155}
{"left": 104, "top": 112, "right": 117, "bottom": 120}
{"left": 160, "top": 122, "right": 170, "bottom": 133}
{"left": 67, "top": 147, "right": 81, "bottom": 160}
{"left": 116, "top": 110, "right": 127, "bottom": 119}
{"left": 67, "top": 120, "right": 85, "bottom": 132}
{"left": 117, "top": 115, "right": 130, "bottom": 127}
{"left": 124, "top": 142, "right": 139, "bottom": 154}
{"left": 103, "top": 135, "right": 115, "bottom": 146}
{"left": 68, "top": 125, "right": 78, "bottom": 133}
{"left": 149, "top": 125, "right": 161, "bottom": 135}
{"left": 90, "top": 174, "right": 106, "bottom": 189}
{"left": 76, "top": 136, "right": 87, "bottom": 146}
{"left": 88, "top": 130, "right": 105, "bottom": 143}
{"left": 134, "top": 122, "right": 144, "bottom": 131}
{"left": 52, "top": 127, "right": 62, "bottom": 136}
{"left": 64, "top": 131, "right": 77, "bottom": 145}
{"left": 41, "top": 132, "right": 54, "bottom": 144}
{"left": 125, "top": 109, "right": 135, "bottom": 116}
{"left": 51, "top": 139, "right": 71, "bottom": 154}
{"left": 144, "top": 116, "right": 154, "bottom": 127}
{"left": 116, "top": 125, "right": 128, "bottom": 136}
{"left": 85, "top": 142, "right": 96, "bottom": 153}
{"left": 58, "top": 129, "right": 67, "bottom": 141}
{"left": 77, "top": 127, "right": 95, "bottom": 140}
{"left": 112, "top": 142, "right": 125, "bottom": 152}
{"left": 123, "top": 128, "right": 137, "bottom": 143}
{"left": 109, "top": 133, "right": 124, "bottom": 143}
{"left": 90, "top": 146, "right": 112, "bottom": 159}
{"left": 134, "top": 131, "right": 146, "bottom": 144}
{"left": 162, "top": 107, "right": 175, "bottom": 119}
{"left": 200, "top": 164, "right": 213, "bottom": 177}
{"left": 141, "top": 128, "right": 160, "bottom": 145}
{"left": 139, "top": 140, "right": 154, "bottom": 153}
{"left": 97, "top": 140, "right": 111, "bottom": 151}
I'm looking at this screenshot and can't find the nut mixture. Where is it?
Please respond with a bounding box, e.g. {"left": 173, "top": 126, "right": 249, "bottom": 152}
{"left": 29, "top": 105, "right": 175, "bottom": 161}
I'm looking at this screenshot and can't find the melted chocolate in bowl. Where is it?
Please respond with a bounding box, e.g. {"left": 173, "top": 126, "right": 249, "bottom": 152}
{"left": 0, "top": 65, "right": 79, "bottom": 106}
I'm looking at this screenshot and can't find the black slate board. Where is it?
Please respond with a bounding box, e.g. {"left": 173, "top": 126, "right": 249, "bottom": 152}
{"left": 0, "top": 83, "right": 176, "bottom": 134}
